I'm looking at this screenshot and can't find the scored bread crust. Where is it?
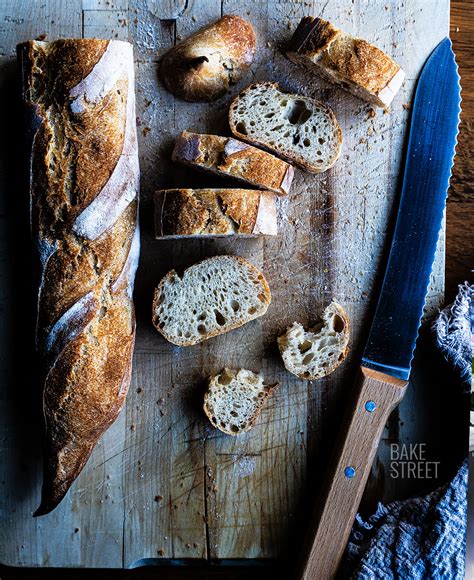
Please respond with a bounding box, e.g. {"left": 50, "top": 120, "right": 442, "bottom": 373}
{"left": 159, "top": 15, "right": 256, "bottom": 102}
{"left": 18, "top": 39, "right": 139, "bottom": 515}
{"left": 278, "top": 302, "right": 350, "bottom": 380}
{"left": 172, "top": 131, "right": 294, "bottom": 195}
{"left": 203, "top": 368, "right": 279, "bottom": 435}
{"left": 287, "top": 17, "right": 405, "bottom": 108}
{"left": 228, "top": 81, "right": 342, "bottom": 173}
{"left": 154, "top": 188, "right": 278, "bottom": 237}
{"left": 152, "top": 255, "right": 271, "bottom": 346}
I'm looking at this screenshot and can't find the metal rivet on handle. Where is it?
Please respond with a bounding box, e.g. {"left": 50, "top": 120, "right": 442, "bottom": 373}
{"left": 365, "top": 401, "right": 377, "bottom": 412}
{"left": 344, "top": 466, "right": 356, "bottom": 478}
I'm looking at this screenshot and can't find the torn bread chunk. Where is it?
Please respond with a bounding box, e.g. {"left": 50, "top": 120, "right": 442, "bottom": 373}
{"left": 204, "top": 368, "right": 278, "bottom": 435}
{"left": 152, "top": 256, "right": 271, "bottom": 346}
{"left": 278, "top": 301, "right": 350, "bottom": 380}
{"left": 287, "top": 17, "right": 405, "bottom": 108}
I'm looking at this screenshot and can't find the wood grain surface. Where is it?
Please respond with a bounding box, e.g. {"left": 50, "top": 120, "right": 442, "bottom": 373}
{"left": 0, "top": 0, "right": 466, "bottom": 574}
{"left": 448, "top": 0, "right": 474, "bottom": 299}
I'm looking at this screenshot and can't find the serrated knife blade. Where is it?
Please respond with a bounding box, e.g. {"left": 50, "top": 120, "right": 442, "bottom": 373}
{"left": 361, "top": 37, "right": 461, "bottom": 380}
{"left": 299, "top": 38, "right": 461, "bottom": 580}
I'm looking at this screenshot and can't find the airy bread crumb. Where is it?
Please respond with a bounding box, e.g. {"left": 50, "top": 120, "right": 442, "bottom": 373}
{"left": 278, "top": 301, "right": 350, "bottom": 380}
{"left": 204, "top": 368, "right": 278, "bottom": 435}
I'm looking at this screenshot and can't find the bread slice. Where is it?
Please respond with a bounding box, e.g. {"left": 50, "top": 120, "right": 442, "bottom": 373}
{"left": 203, "top": 368, "right": 278, "bottom": 435}
{"left": 152, "top": 256, "right": 271, "bottom": 346}
{"left": 228, "top": 82, "right": 342, "bottom": 173}
{"left": 287, "top": 17, "right": 405, "bottom": 109}
{"left": 154, "top": 188, "right": 278, "bottom": 238}
{"left": 277, "top": 302, "right": 350, "bottom": 380}
{"left": 172, "top": 131, "right": 294, "bottom": 196}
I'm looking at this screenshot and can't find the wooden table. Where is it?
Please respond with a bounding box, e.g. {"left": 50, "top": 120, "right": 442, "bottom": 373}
{"left": 448, "top": 0, "right": 474, "bottom": 299}
{"left": 0, "top": 0, "right": 470, "bottom": 576}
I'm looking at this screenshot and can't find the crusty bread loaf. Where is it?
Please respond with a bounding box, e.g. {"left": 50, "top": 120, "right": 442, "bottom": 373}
{"left": 154, "top": 188, "right": 278, "bottom": 238}
{"left": 18, "top": 39, "right": 140, "bottom": 516}
{"left": 287, "top": 17, "right": 405, "bottom": 108}
{"left": 152, "top": 256, "right": 271, "bottom": 346}
{"left": 229, "top": 82, "right": 342, "bottom": 173}
{"left": 277, "top": 302, "right": 350, "bottom": 380}
{"left": 203, "top": 368, "right": 278, "bottom": 435}
{"left": 160, "top": 15, "right": 256, "bottom": 102}
{"left": 172, "top": 131, "right": 294, "bottom": 196}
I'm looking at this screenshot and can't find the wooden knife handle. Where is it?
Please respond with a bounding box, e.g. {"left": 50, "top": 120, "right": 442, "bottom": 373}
{"left": 299, "top": 366, "right": 408, "bottom": 580}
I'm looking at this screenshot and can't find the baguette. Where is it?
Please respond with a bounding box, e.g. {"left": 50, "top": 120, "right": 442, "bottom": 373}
{"left": 152, "top": 256, "right": 271, "bottom": 346}
{"left": 287, "top": 17, "right": 405, "bottom": 108}
{"left": 172, "top": 131, "right": 294, "bottom": 196}
{"left": 18, "top": 39, "right": 140, "bottom": 515}
{"left": 154, "top": 188, "right": 278, "bottom": 238}
{"left": 229, "top": 82, "right": 342, "bottom": 173}
{"left": 159, "top": 15, "right": 256, "bottom": 102}
{"left": 204, "top": 369, "right": 278, "bottom": 435}
{"left": 277, "top": 302, "right": 350, "bottom": 380}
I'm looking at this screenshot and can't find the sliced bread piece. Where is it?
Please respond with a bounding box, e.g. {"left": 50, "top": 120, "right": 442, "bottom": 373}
{"left": 172, "top": 131, "right": 294, "bottom": 196}
{"left": 229, "top": 81, "right": 342, "bottom": 173}
{"left": 152, "top": 256, "right": 271, "bottom": 346}
{"left": 278, "top": 301, "right": 350, "bottom": 380}
{"left": 154, "top": 188, "right": 278, "bottom": 238}
{"left": 287, "top": 17, "right": 405, "bottom": 109}
{"left": 203, "top": 368, "right": 278, "bottom": 435}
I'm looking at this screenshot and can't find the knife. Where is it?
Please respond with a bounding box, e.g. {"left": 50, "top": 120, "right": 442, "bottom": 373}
{"left": 299, "top": 37, "right": 461, "bottom": 580}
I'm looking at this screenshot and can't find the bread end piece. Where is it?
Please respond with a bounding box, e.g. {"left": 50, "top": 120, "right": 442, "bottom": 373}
{"left": 204, "top": 368, "right": 278, "bottom": 435}
{"left": 159, "top": 15, "right": 256, "bottom": 102}
{"left": 278, "top": 301, "right": 350, "bottom": 380}
{"left": 287, "top": 17, "right": 404, "bottom": 108}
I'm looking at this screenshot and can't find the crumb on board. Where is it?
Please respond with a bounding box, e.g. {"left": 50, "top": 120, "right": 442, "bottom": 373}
{"left": 368, "top": 108, "right": 376, "bottom": 119}
{"left": 402, "top": 103, "right": 410, "bottom": 110}
{"left": 157, "top": 549, "right": 165, "bottom": 556}
{"left": 136, "top": 387, "right": 142, "bottom": 394}
{"left": 36, "top": 33, "right": 47, "bottom": 40}
{"left": 142, "top": 127, "right": 151, "bottom": 136}
{"left": 359, "top": 137, "right": 366, "bottom": 144}
{"left": 74, "top": 527, "right": 80, "bottom": 533}
{"left": 130, "top": 424, "right": 136, "bottom": 431}
{"left": 154, "top": 495, "right": 163, "bottom": 502}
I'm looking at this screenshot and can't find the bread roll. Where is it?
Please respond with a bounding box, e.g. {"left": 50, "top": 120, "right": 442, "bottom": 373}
{"left": 18, "top": 39, "right": 140, "bottom": 515}
{"left": 159, "top": 15, "right": 256, "bottom": 102}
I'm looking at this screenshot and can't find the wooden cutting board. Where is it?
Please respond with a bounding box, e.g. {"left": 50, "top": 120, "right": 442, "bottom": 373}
{"left": 0, "top": 0, "right": 449, "bottom": 568}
